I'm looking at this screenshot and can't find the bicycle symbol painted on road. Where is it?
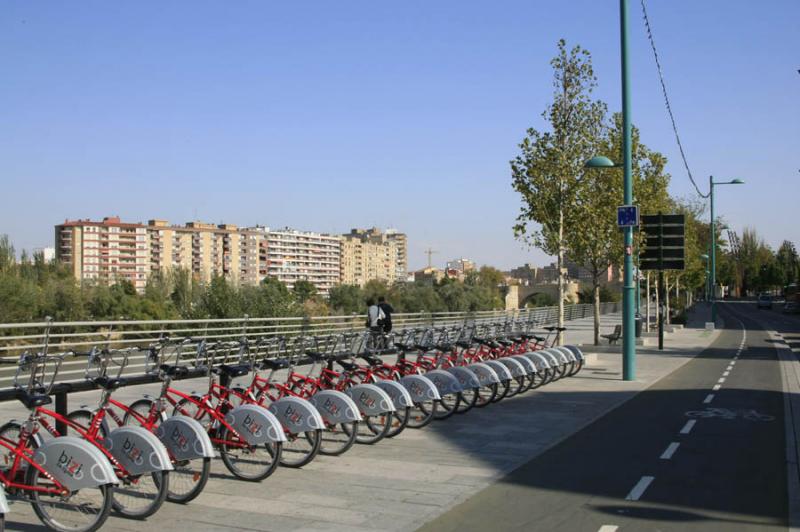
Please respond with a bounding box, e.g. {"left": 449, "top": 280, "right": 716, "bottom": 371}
{"left": 684, "top": 408, "right": 774, "bottom": 422}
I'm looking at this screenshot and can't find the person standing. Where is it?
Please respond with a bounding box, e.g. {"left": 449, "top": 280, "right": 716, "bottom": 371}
{"left": 365, "top": 298, "right": 385, "bottom": 332}
{"left": 378, "top": 296, "right": 394, "bottom": 333}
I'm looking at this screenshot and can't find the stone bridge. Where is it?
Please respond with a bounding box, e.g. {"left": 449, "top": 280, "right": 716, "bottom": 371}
{"left": 504, "top": 282, "right": 581, "bottom": 310}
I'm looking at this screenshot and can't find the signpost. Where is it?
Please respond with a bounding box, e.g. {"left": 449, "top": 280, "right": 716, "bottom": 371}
{"left": 617, "top": 205, "right": 639, "bottom": 228}
{"left": 640, "top": 213, "right": 685, "bottom": 350}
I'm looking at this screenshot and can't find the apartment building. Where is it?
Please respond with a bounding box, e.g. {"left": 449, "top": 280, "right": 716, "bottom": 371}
{"left": 264, "top": 228, "right": 340, "bottom": 295}
{"left": 55, "top": 217, "right": 150, "bottom": 291}
{"left": 56, "top": 218, "right": 402, "bottom": 296}
{"left": 340, "top": 228, "right": 408, "bottom": 287}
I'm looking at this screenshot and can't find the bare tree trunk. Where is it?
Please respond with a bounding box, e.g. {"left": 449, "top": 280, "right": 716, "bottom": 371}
{"left": 665, "top": 272, "right": 671, "bottom": 325}
{"left": 654, "top": 274, "right": 660, "bottom": 329}
{"left": 593, "top": 277, "right": 600, "bottom": 345}
{"left": 646, "top": 272, "right": 651, "bottom": 332}
{"left": 557, "top": 207, "right": 565, "bottom": 346}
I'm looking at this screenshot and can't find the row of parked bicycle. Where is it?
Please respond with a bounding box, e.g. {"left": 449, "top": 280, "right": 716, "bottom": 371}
{"left": 0, "top": 319, "right": 584, "bottom": 532}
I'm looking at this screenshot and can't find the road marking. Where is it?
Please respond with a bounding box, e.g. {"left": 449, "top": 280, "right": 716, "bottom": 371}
{"left": 598, "top": 526, "right": 618, "bottom": 532}
{"left": 660, "top": 442, "right": 680, "bottom": 460}
{"left": 680, "top": 419, "right": 697, "bottom": 434}
{"left": 723, "top": 371, "right": 730, "bottom": 377}
{"left": 704, "top": 394, "right": 715, "bottom": 403}
{"left": 730, "top": 360, "right": 737, "bottom": 366}
{"left": 792, "top": 347, "right": 800, "bottom": 353}
{"left": 718, "top": 377, "right": 726, "bottom": 383}
{"left": 713, "top": 384, "right": 722, "bottom": 391}
{"left": 625, "top": 476, "right": 655, "bottom": 501}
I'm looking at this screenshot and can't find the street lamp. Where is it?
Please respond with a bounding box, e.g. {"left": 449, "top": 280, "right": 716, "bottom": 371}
{"left": 709, "top": 177, "right": 744, "bottom": 323}
{"left": 583, "top": 0, "right": 636, "bottom": 381}
{"left": 700, "top": 253, "right": 709, "bottom": 301}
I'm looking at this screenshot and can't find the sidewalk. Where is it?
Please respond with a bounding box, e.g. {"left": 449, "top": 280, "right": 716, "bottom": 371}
{"left": 3, "top": 308, "right": 721, "bottom": 532}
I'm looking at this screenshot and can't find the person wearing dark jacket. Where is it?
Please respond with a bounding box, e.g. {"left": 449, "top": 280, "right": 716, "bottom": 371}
{"left": 378, "top": 296, "right": 394, "bottom": 333}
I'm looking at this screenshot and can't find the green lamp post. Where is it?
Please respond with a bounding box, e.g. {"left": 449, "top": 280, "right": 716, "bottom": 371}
{"left": 709, "top": 177, "right": 744, "bottom": 323}
{"left": 583, "top": 0, "right": 636, "bottom": 381}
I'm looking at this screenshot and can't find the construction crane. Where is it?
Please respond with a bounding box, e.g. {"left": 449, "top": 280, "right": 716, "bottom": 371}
{"left": 424, "top": 247, "right": 438, "bottom": 269}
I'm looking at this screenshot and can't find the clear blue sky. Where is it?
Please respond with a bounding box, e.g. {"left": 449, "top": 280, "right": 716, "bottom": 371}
{"left": 1, "top": 1, "right": 797, "bottom": 270}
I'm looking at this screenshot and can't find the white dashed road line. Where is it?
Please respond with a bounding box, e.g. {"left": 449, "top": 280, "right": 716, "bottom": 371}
{"left": 660, "top": 442, "right": 680, "bottom": 460}
{"left": 704, "top": 394, "right": 715, "bottom": 404}
{"left": 680, "top": 419, "right": 696, "bottom": 434}
{"left": 717, "top": 377, "right": 726, "bottom": 384}
{"left": 723, "top": 371, "right": 730, "bottom": 377}
{"left": 713, "top": 384, "right": 721, "bottom": 391}
{"left": 625, "top": 476, "right": 655, "bottom": 501}
{"left": 598, "top": 526, "right": 619, "bottom": 532}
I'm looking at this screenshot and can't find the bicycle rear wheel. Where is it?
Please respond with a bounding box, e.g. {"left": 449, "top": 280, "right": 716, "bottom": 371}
{"left": 28, "top": 467, "right": 114, "bottom": 532}
{"left": 112, "top": 470, "right": 169, "bottom": 519}
{"left": 475, "top": 383, "right": 498, "bottom": 407}
{"left": 491, "top": 380, "right": 511, "bottom": 402}
{"left": 280, "top": 429, "right": 321, "bottom": 468}
{"left": 168, "top": 456, "right": 211, "bottom": 504}
{"left": 455, "top": 387, "right": 478, "bottom": 414}
{"left": 357, "top": 412, "right": 392, "bottom": 444}
{"left": 433, "top": 393, "right": 460, "bottom": 420}
{"left": 385, "top": 407, "right": 410, "bottom": 438}
{"left": 319, "top": 421, "right": 358, "bottom": 456}
{"left": 219, "top": 426, "right": 281, "bottom": 481}
{"left": 408, "top": 400, "right": 437, "bottom": 428}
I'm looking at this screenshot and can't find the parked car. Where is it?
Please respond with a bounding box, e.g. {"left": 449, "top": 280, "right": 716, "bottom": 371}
{"left": 757, "top": 294, "right": 773, "bottom": 309}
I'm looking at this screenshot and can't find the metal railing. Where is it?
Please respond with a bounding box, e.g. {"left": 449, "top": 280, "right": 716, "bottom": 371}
{"left": 0, "top": 302, "right": 621, "bottom": 397}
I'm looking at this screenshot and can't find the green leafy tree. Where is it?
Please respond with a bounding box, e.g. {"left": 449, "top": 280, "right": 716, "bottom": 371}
{"left": 776, "top": 241, "right": 799, "bottom": 286}
{"left": 512, "top": 40, "right": 607, "bottom": 342}
{"left": 328, "top": 284, "right": 364, "bottom": 314}
{"left": 292, "top": 279, "right": 318, "bottom": 304}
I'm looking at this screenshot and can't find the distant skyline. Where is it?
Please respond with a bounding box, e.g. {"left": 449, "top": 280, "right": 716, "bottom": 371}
{"left": 1, "top": 1, "right": 797, "bottom": 271}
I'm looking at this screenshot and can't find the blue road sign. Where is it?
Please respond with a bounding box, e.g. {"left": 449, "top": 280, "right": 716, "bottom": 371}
{"left": 617, "top": 205, "right": 639, "bottom": 228}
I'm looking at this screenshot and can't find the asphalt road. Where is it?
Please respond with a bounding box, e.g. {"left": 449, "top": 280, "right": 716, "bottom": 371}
{"left": 419, "top": 302, "right": 797, "bottom": 531}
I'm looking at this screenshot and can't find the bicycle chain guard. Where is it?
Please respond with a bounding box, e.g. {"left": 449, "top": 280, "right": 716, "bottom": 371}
{"left": 268, "top": 396, "right": 325, "bottom": 434}
{"left": 225, "top": 404, "right": 286, "bottom": 444}
{"left": 103, "top": 426, "right": 174, "bottom": 475}
{"left": 155, "top": 415, "right": 216, "bottom": 461}
{"left": 33, "top": 436, "right": 119, "bottom": 491}
{"left": 308, "top": 390, "right": 361, "bottom": 425}
{"left": 345, "top": 384, "right": 395, "bottom": 415}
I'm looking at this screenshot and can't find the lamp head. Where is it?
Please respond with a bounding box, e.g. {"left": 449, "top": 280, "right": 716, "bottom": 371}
{"left": 730, "top": 178, "right": 745, "bottom": 184}
{"left": 700, "top": 254, "right": 709, "bottom": 260}
{"left": 584, "top": 156, "right": 617, "bottom": 169}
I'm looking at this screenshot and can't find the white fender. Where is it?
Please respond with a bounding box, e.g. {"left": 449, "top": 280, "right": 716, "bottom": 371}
{"left": 495, "top": 358, "right": 527, "bottom": 379}
{"left": 399, "top": 374, "right": 441, "bottom": 402}
{"left": 156, "top": 415, "right": 215, "bottom": 461}
{"left": 554, "top": 346, "right": 577, "bottom": 363}
{"left": 424, "top": 369, "right": 463, "bottom": 396}
{"left": 308, "top": 390, "right": 362, "bottom": 425}
{"left": 522, "top": 351, "right": 551, "bottom": 371}
{"left": 225, "top": 404, "right": 287, "bottom": 444}
{"left": 0, "top": 485, "right": 7, "bottom": 514}
{"left": 373, "top": 379, "right": 414, "bottom": 409}
{"left": 346, "top": 384, "right": 396, "bottom": 415}
{"left": 509, "top": 355, "right": 537, "bottom": 374}
{"left": 539, "top": 349, "right": 562, "bottom": 367}
{"left": 269, "top": 396, "right": 325, "bottom": 434}
{"left": 444, "top": 366, "right": 481, "bottom": 389}
{"left": 483, "top": 360, "right": 513, "bottom": 381}
{"left": 104, "top": 426, "right": 173, "bottom": 475}
{"left": 564, "top": 345, "right": 585, "bottom": 362}
{"left": 551, "top": 347, "right": 573, "bottom": 364}
{"left": 33, "top": 436, "right": 118, "bottom": 491}
{"left": 466, "top": 363, "right": 501, "bottom": 386}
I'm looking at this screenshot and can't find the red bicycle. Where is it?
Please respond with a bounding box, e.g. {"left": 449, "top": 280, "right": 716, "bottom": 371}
{"left": 124, "top": 338, "right": 283, "bottom": 482}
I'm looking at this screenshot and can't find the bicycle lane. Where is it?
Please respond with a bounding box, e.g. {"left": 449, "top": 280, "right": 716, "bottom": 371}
{"left": 417, "top": 303, "right": 786, "bottom": 531}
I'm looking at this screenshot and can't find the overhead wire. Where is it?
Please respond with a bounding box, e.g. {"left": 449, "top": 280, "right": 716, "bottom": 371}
{"left": 640, "top": 0, "right": 709, "bottom": 198}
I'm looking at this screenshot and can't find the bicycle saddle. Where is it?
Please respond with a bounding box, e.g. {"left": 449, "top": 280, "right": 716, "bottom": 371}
{"left": 160, "top": 364, "right": 190, "bottom": 377}
{"left": 393, "top": 342, "right": 411, "bottom": 351}
{"left": 260, "top": 358, "right": 289, "bottom": 371}
{"left": 215, "top": 363, "right": 251, "bottom": 378}
{"left": 359, "top": 353, "right": 383, "bottom": 366}
{"left": 305, "top": 351, "right": 327, "bottom": 362}
{"left": 336, "top": 359, "right": 359, "bottom": 372}
{"left": 93, "top": 376, "right": 127, "bottom": 390}
{"left": 16, "top": 390, "right": 51, "bottom": 409}
{"left": 455, "top": 340, "right": 472, "bottom": 348}
{"left": 497, "top": 339, "right": 514, "bottom": 347}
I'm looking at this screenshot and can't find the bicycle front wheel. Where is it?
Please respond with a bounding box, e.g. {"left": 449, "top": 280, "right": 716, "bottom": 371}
{"left": 219, "top": 427, "right": 282, "bottom": 481}
{"left": 433, "top": 393, "right": 460, "bottom": 420}
{"left": 385, "top": 407, "right": 410, "bottom": 438}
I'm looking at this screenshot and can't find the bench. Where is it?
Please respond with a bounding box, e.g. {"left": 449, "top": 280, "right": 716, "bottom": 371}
{"left": 601, "top": 324, "right": 622, "bottom": 345}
